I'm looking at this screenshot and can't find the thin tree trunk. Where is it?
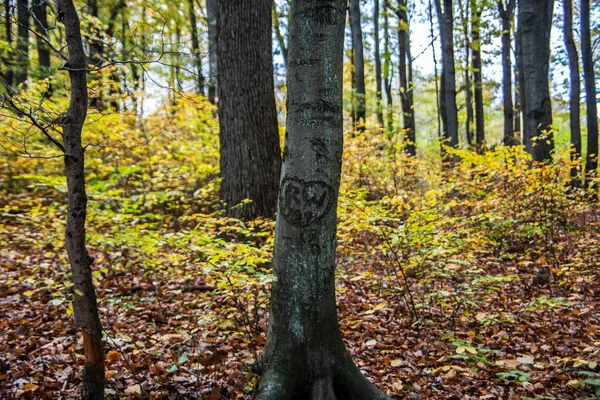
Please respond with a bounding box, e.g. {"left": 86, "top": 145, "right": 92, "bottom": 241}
{"left": 383, "top": 0, "right": 394, "bottom": 138}
{"left": 374, "top": 0, "right": 383, "bottom": 129}
{"left": 396, "top": 0, "right": 415, "bottom": 156}
{"left": 272, "top": 3, "right": 288, "bottom": 66}
{"left": 350, "top": 0, "right": 366, "bottom": 131}
{"left": 563, "top": 0, "right": 581, "bottom": 184}
{"left": 499, "top": 0, "right": 516, "bottom": 146}
{"left": 513, "top": 22, "right": 521, "bottom": 139}
{"left": 217, "top": 0, "right": 282, "bottom": 219}
{"left": 32, "top": 0, "right": 50, "bottom": 80}
{"left": 347, "top": 8, "right": 357, "bottom": 132}
{"left": 471, "top": 1, "right": 484, "bottom": 153}
{"left": 87, "top": 0, "right": 102, "bottom": 67}
{"left": 428, "top": 0, "right": 442, "bottom": 152}
{"left": 55, "top": 0, "right": 104, "bottom": 398}
{"left": 517, "top": 0, "right": 554, "bottom": 163}
{"left": 3, "top": 0, "right": 13, "bottom": 89}
{"left": 256, "top": 2, "right": 390, "bottom": 398}
{"left": 15, "top": 0, "right": 29, "bottom": 87}
{"left": 460, "top": 0, "right": 473, "bottom": 147}
{"left": 187, "top": 0, "right": 204, "bottom": 96}
{"left": 434, "top": 0, "right": 459, "bottom": 157}
{"left": 207, "top": 0, "right": 217, "bottom": 104}
{"left": 582, "top": 0, "right": 598, "bottom": 180}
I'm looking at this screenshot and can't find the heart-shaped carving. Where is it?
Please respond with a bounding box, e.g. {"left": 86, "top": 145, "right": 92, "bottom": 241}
{"left": 280, "top": 177, "right": 334, "bottom": 227}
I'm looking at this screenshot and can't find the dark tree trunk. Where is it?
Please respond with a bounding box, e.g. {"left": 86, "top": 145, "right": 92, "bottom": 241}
{"left": 517, "top": 0, "right": 554, "bottom": 163}
{"left": 460, "top": 0, "right": 473, "bottom": 147}
{"left": 207, "top": 0, "right": 217, "bottom": 104}
{"left": 187, "top": 0, "right": 204, "bottom": 96}
{"left": 55, "top": 0, "right": 104, "bottom": 398}
{"left": 396, "top": 0, "right": 416, "bottom": 156}
{"left": 15, "top": 0, "right": 29, "bottom": 87}
{"left": 383, "top": 0, "right": 394, "bottom": 138}
{"left": 374, "top": 0, "right": 383, "bottom": 129}
{"left": 428, "top": 0, "right": 442, "bottom": 150}
{"left": 582, "top": 0, "right": 598, "bottom": 180}
{"left": 498, "top": 0, "right": 516, "bottom": 146}
{"left": 217, "top": 0, "right": 282, "bottom": 219}
{"left": 32, "top": 0, "right": 50, "bottom": 80}
{"left": 256, "top": 2, "right": 390, "bottom": 398}
{"left": 471, "top": 1, "right": 484, "bottom": 153}
{"left": 86, "top": 0, "right": 102, "bottom": 67}
{"left": 3, "top": 0, "right": 13, "bottom": 89}
{"left": 272, "top": 3, "right": 288, "bottom": 66}
{"left": 513, "top": 27, "right": 521, "bottom": 139}
{"left": 563, "top": 0, "right": 581, "bottom": 183}
{"left": 350, "top": 0, "right": 366, "bottom": 131}
{"left": 434, "top": 0, "right": 459, "bottom": 154}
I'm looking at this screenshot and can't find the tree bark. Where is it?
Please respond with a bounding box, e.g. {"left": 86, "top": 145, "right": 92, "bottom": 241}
{"left": 350, "top": 0, "right": 366, "bottom": 131}
{"left": 383, "top": 0, "right": 394, "bottom": 138}
{"left": 471, "top": 1, "right": 484, "bottom": 153}
{"left": 517, "top": 0, "right": 554, "bottom": 163}
{"left": 273, "top": 3, "right": 288, "bottom": 67}
{"left": 15, "top": 0, "right": 29, "bottom": 87}
{"left": 513, "top": 23, "right": 520, "bottom": 139}
{"left": 32, "top": 0, "right": 50, "bottom": 80}
{"left": 55, "top": 0, "right": 104, "bottom": 398}
{"left": 582, "top": 0, "right": 598, "bottom": 180}
{"left": 563, "top": 0, "right": 581, "bottom": 183}
{"left": 207, "top": 0, "right": 217, "bottom": 104}
{"left": 256, "top": 2, "right": 390, "bottom": 398}
{"left": 459, "top": 0, "right": 473, "bottom": 148}
{"left": 3, "top": 0, "right": 13, "bottom": 89}
{"left": 374, "top": 0, "right": 383, "bottom": 129}
{"left": 498, "top": 0, "right": 516, "bottom": 146}
{"left": 434, "top": 0, "right": 459, "bottom": 155}
{"left": 217, "top": 0, "right": 282, "bottom": 219}
{"left": 396, "top": 0, "right": 416, "bottom": 156}
{"left": 428, "top": 0, "right": 442, "bottom": 152}
{"left": 187, "top": 0, "right": 204, "bottom": 96}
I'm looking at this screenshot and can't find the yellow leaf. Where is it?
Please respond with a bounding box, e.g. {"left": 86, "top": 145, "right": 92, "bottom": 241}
{"left": 465, "top": 347, "right": 477, "bottom": 355}
{"left": 391, "top": 359, "right": 402, "bottom": 367}
{"left": 23, "top": 383, "right": 39, "bottom": 392}
{"left": 456, "top": 346, "right": 466, "bottom": 354}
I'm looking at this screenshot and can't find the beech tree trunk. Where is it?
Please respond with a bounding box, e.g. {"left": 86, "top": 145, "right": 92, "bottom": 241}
{"left": 582, "top": 0, "right": 598, "bottom": 180}
{"left": 256, "top": 1, "right": 390, "bottom": 399}
{"left": 396, "top": 0, "right": 415, "bottom": 156}
{"left": 517, "top": 0, "right": 554, "bottom": 163}
{"left": 207, "top": 0, "right": 217, "bottom": 104}
{"left": 374, "top": 0, "right": 383, "bottom": 129}
{"left": 434, "top": 0, "right": 459, "bottom": 154}
{"left": 32, "top": 0, "right": 50, "bottom": 80}
{"left": 383, "top": 0, "right": 394, "bottom": 138}
{"left": 460, "top": 0, "right": 473, "bottom": 147}
{"left": 55, "top": 0, "right": 105, "bottom": 398}
{"left": 3, "top": 0, "right": 13, "bottom": 89}
{"left": 217, "top": 0, "right": 281, "bottom": 219}
{"left": 350, "top": 0, "right": 366, "bottom": 131}
{"left": 471, "top": 1, "right": 485, "bottom": 153}
{"left": 272, "top": 3, "right": 288, "bottom": 67}
{"left": 15, "top": 0, "right": 29, "bottom": 87}
{"left": 187, "top": 0, "right": 204, "bottom": 96}
{"left": 513, "top": 28, "right": 521, "bottom": 139}
{"left": 498, "top": 0, "right": 516, "bottom": 146}
{"left": 563, "top": 0, "right": 581, "bottom": 183}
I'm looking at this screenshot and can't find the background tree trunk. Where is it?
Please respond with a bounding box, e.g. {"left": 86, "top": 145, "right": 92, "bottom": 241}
{"left": 582, "top": 0, "right": 598, "bottom": 180}
{"left": 350, "top": 0, "right": 366, "bottom": 131}
{"left": 434, "top": 0, "right": 459, "bottom": 155}
{"left": 396, "top": 0, "right": 416, "bottom": 156}
{"left": 272, "top": 3, "right": 288, "bottom": 67}
{"left": 207, "top": 0, "right": 217, "bottom": 104}
{"left": 517, "top": 0, "right": 554, "bottom": 162}
{"left": 460, "top": 0, "right": 473, "bottom": 148}
{"left": 32, "top": 0, "right": 50, "bottom": 80}
{"left": 428, "top": 0, "right": 443, "bottom": 153}
{"left": 257, "top": 2, "right": 390, "bottom": 398}
{"left": 56, "top": 0, "right": 104, "bottom": 398}
{"left": 15, "top": 0, "right": 29, "bottom": 87}
{"left": 471, "top": 1, "right": 485, "bottom": 153}
{"left": 374, "top": 0, "right": 383, "bottom": 129}
{"left": 3, "top": 0, "right": 14, "bottom": 89}
{"left": 513, "top": 27, "right": 521, "bottom": 139}
{"left": 499, "top": 0, "right": 516, "bottom": 146}
{"left": 187, "top": 0, "right": 204, "bottom": 96}
{"left": 217, "top": 0, "right": 282, "bottom": 219}
{"left": 383, "top": 0, "right": 394, "bottom": 138}
{"left": 563, "top": 0, "right": 581, "bottom": 184}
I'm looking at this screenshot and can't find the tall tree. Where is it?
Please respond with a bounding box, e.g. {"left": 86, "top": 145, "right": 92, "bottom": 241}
{"left": 563, "top": 0, "right": 581, "bottom": 182}
{"left": 517, "top": 0, "right": 554, "bottom": 162}
{"left": 256, "top": 1, "right": 390, "bottom": 398}
{"left": 374, "top": 0, "right": 384, "bottom": 129}
{"left": 272, "top": 2, "right": 288, "bottom": 66}
{"left": 459, "top": 0, "right": 474, "bottom": 147}
{"left": 187, "top": 0, "right": 204, "bottom": 96}
{"left": 383, "top": 0, "right": 394, "bottom": 138}
{"left": 513, "top": 22, "right": 521, "bottom": 139}
{"left": 434, "top": 0, "right": 459, "bottom": 154}
{"left": 498, "top": 0, "right": 516, "bottom": 146}
{"left": 395, "top": 0, "right": 416, "bottom": 156}
{"left": 56, "top": 0, "right": 105, "bottom": 397}
{"left": 207, "top": 0, "right": 217, "bottom": 103}
{"left": 15, "top": 0, "right": 29, "bottom": 87}
{"left": 350, "top": 0, "right": 366, "bottom": 131}
{"left": 582, "top": 0, "right": 598, "bottom": 180}
{"left": 471, "top": 0, "right": 485, "bottom": 152}
{"left": 32, "top": 0, "right": 50, "bottom": 80}
{"left": 217, "top": 0, "right": 282, "bottom": 219}
{"left": 2, "top": 0, "right": 13, "bottom": 89}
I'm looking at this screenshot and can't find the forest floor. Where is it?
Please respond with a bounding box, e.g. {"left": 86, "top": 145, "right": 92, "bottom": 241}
{"left": 1, "top": 114, "right": 600, "bottom": 399}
